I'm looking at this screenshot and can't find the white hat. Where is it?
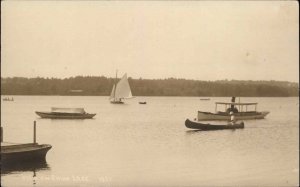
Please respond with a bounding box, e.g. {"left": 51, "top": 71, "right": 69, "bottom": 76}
{"left": 229, "top": 111, "right": 233, "bottom": 115}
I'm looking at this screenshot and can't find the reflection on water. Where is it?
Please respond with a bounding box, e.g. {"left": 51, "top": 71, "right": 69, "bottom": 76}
{"left": 185, "top": 129, "right": 202, "bottom": 134}
{"left": 1, "top": 160, "right": 50, "bottom": 175}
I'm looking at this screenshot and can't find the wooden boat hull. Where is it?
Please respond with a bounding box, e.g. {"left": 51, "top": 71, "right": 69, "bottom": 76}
{"left": 35, "top": 111, "right": 96, "bottom": 119}
{"left": 185, "top": 119, "right": 244, "bottom": 130}
{"left": 110, "top": 100, "right": 124, "bottom": 104}
{"left": 139, "top": 102, "right": 147, "bottom": 104}
{"left": 197, "top": 111, "right": 269, "bottom": 121}
{"left": 1, "top": 143, "right": 52, "bottom": 164}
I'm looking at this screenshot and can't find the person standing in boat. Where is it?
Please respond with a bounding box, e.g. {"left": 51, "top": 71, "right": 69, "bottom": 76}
{"left": 230, "top": 111, "right": 236, "bottom": 125}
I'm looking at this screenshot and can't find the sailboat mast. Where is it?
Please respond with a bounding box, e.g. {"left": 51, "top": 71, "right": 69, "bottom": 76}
{"left": 113, "top": 70, "right": 118, "bottom": 101}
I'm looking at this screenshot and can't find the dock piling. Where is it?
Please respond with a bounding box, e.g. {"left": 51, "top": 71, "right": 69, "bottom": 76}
{"left": 34, "top": 121, "right": 36, "bottom": 143}
{"left": 1, "top": 126, "right": 3, "bottom": 142}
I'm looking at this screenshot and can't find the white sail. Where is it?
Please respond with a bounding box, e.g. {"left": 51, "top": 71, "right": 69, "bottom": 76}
{"left": 111, "top": 73, "right": 133, "bottom": 100}
{"left": 110, "top": 84, "right": 116, "bottom": 99}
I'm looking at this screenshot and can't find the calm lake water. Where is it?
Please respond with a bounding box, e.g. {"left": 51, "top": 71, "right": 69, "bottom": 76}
{"left": 1, "top": 96, "right": 299, "bottom": 186}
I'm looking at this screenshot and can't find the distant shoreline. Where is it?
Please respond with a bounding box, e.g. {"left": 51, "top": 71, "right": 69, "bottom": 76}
{"left": 1, "top": 95, "right": 299, "bottom": 97}
{"left": 1, "top": 77, "right": 298, "bottom": 97}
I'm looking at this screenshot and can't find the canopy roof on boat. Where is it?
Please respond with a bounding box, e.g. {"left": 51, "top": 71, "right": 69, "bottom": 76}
{"left": 51, "top": 107, "right": 86, "bottom": 114}
{"left": 215, "top": 102, "right": 258, "bottom": 105}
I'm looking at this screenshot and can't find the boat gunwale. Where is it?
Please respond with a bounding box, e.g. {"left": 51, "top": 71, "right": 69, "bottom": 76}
{"left": 1, "top": 144, "right": 52, "bottom": 154}
{"left": 215, "top": 102, "right": 258, "bottom": 105}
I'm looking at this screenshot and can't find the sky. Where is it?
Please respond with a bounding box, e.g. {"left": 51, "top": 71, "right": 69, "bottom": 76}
{"left": 1, "top": 1, "right": 299, "bottom": 82}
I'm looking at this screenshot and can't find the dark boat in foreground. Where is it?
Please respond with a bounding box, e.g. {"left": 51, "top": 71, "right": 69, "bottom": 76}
{"left": 139, "top": 102, "right": 147, "bottom": 104}
{"left": 1, "top": 143, "right": 52, "bottom": 164}
{"left": 36, "top": 107, "right": 96, "bottom": 119}
{"left": 185, "top": 119, "right": 244, "bottom": 130}
{"left": 1, "top": 122, "right": 52, "bottom": 169}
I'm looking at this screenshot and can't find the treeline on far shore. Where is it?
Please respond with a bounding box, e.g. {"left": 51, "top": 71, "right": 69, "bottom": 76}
{"left": 1, "top": 76, "right": 299, "bottom": 97}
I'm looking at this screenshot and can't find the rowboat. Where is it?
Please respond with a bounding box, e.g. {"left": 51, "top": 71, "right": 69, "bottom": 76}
{"left": 185, "top": 119, "right": 244, "bottom": 130}
{"left": 198, "top": 97, "right": 269, "bottom": 121}
{"left": 139, "top": 102, "right": 147, "bottom": 104}
{"left": 3, "top": 97, "right": 14, "bottom": 101}
{"left": 200, "top": 98, "right": 210, "bottom": 101}
{"left": 36, "top": 107, "right": 96, "bottom": 119}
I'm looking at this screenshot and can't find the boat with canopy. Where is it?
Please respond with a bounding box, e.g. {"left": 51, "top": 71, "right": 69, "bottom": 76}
{"left": 35, "top": 107, "right": 96, "bottom": 119}
{"left": 197, "top": 97, "right": 269, "bottom": 121}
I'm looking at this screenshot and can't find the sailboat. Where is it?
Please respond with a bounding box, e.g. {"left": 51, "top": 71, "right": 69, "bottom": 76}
{"left": 110, "top": 72, "right": 133, "bottom": 104}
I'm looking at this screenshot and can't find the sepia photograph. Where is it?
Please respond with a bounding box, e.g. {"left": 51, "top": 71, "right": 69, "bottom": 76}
{"left": 1, "top": 1, "right": 299, "bottom": 186}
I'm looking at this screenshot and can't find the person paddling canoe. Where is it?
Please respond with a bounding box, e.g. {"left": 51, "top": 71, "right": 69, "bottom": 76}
{"left": 230, "top": 111, "right": 236, "bottom": 125}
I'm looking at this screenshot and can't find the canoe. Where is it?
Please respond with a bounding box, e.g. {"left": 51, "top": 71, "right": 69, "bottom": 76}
{"left": 185, "top": 119, "right": 244, "bottom": 130}
{"left": 139, "top": 102, "right": 147, "bottom": 104}
{"left": 35, "top": 111, "right": 96, "bottom": 119}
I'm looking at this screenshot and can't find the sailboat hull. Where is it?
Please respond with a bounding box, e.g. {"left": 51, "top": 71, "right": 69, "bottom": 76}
{"left": 110, "top": 100, "right": 124, "bottom": 104}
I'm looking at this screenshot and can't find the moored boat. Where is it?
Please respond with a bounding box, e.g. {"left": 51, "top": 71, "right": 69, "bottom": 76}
{"left": 200, "top": 98, "right": 210, "bottom": 101}
{"left": 1, "top": 143, "right": 52, "bottom": 163}
{"left": 3, "top": 97, "right": 14, "bottom": 101}
{"left": 198, "top": 97, "right": 269, "bottom": 121}
{"left": 1, "top": 122, "right": 52, "bottom": 164}
{"left": 185, "top": 118, "right": 244, "bottom": 130}
{"left": 139, "top": 102, "right": 147, "bottom": 104}
{"left": 35, "top": 107, "right": 96, "bottom": 119}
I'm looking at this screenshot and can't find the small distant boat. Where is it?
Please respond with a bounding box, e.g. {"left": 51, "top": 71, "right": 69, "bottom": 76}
{"left": 3, "top": 97, "right": 14, "bottom": 101}
{"left": 185, "top": 119, "right": 244, "bottom": 131}
{"left": 35, "top": 107, "right": 96, "bottom": 119}
{"left": 197, "top": 97, "right": 269, "bottom": 121}
{"left": 139, "top": 102, "right": 147, "bottom": 104}
{"left": 110, "top": 71, "right": 133, "bottom": 104}
{"left": 200, "top": 98, "right": 210, "bottom": 101}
